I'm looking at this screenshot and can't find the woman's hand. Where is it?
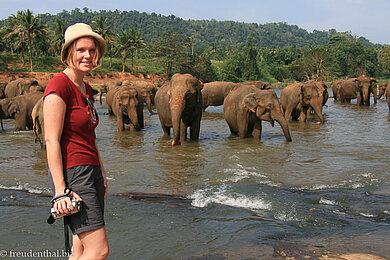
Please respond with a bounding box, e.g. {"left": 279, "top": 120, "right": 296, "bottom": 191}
{"left": 54, "top": 191, "right": 82, "bottom": 215}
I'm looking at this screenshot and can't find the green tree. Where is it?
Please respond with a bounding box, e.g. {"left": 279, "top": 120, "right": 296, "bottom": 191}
{"left": 150, "top": 31, "right": 186, "bottom": 77}
{"left": 6, "top": 10, "right": 46, "bottom": 72}
{"left": 49, "top": 19, "right": 65, "bottom": 55}
{"left": 92, "top": 16, "right": 115, "bottom": 66}
{"left": 127, "top": 28, "right": 146, "bottom": 68}
{"left": 115, "top": 30, "right": 132, "bottom": 72}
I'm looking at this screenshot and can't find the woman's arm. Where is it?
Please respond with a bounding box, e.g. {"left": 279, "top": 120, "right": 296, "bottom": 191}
{"left": 44, "top": 93, "right": 81, "bottom": 214}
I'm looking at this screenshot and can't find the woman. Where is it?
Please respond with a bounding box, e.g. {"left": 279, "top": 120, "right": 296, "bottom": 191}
{"left": 43, "top": 23, "right": 109, "bottom": 259}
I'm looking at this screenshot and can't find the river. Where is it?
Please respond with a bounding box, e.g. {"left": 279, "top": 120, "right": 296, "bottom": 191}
{"left": 0, "top": 89, "right": 389, "bottom": 259}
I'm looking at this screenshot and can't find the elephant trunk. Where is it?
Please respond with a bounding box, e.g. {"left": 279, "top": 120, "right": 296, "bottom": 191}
{"left": 272, "top": 109, "right": 292, "bottom": 142}
{"left": 170, "top": 95, "right": 185, "bottom": 146}
{"left": 145, "top": 96, "right": 154, "bottom": 114}
{"left": 362, "top": 89, "right": 370, "bottom": 106}
{"left": 310, "top": 98, "right": 324, "bottom": 124}
{"left": 127, "top": 103, "right": 140, "bottom": 131}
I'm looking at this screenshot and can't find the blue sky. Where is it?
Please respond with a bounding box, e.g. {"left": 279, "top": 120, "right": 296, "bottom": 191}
{"left": 0, "top": 0, "right": 388, "bottom": 44}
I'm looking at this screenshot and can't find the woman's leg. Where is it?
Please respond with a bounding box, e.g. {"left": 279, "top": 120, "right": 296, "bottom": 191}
{"left": 69, "top": 235, "right": 83, "bottom": 259}
{"left": 78, "top": 227, "right": 109, "bottom": 260}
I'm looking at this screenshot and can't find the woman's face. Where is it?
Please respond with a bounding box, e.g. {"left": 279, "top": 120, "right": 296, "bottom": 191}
{"left": 71, "top": 37, "right": 96, "bottom": 73}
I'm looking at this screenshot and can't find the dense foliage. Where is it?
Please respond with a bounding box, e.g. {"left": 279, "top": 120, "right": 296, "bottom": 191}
{"left": 0, "top": 8, "right": 389, "bottom": 82}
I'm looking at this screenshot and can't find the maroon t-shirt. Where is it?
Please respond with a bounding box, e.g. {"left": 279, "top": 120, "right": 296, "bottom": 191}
{"left": 44, "top": 72, "right": 100, "bottom": 169}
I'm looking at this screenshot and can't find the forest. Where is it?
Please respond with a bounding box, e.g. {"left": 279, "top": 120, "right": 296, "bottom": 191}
{"left": 0, "top": 8, "right": 390, "bottom": 83}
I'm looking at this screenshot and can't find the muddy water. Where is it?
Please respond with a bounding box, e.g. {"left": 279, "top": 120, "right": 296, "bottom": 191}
{"left": 1, "top": 89, "right": 390, "bottom": 259}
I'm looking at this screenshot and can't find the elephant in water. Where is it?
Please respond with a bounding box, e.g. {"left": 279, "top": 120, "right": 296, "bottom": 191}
{"left": 155, "top": 73, "right": 203, "bottom": 146}
{"left": 125, "top": 80, "right": 158, "bottom": 114}
{"left": 201, "top": 81, "right": 237, "bottom": 111}
{"left": 5, "top": 78, "right": 39, "bottom": 98}
{"left": 0, "top": 92, "right": 43, "bottom": 131}
{"left": 106, "top": 86, "right": 144, "bottom": 131}
{"left": 223, "top": 85, "right": 291, "bottom": 141}
{"left": 32, "top": 97, "right": 44, "bottom": 146}
{"left": 280, "top": 82, "right": 325, "bottom": 124}
{"left": 338, "top": 76, "right": 376, "bottom": 106}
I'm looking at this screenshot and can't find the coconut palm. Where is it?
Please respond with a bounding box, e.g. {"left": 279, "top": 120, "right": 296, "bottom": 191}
{"left": 115, "top": 30, "right": 131, "bottom": 72}
{"left": 6, "top": 9, "right": 46, "bottom": 72}
{"left": 92, "top": 15, "right": 115, "bottom": 66}
{"left": 128, "top": 29, "right": 146, "bottom": 68}
{"left": 49, "top": 19, "right": 66, "bottom": 55}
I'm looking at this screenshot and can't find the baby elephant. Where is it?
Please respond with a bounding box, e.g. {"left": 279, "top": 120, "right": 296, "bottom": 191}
{"left": 223, "top": 85, "right": 292, "bottom": 141}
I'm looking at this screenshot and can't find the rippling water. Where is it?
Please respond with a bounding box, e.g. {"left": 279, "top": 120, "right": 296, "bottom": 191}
{"left": 1, "top": 89, "right": 390, "bottom": 259}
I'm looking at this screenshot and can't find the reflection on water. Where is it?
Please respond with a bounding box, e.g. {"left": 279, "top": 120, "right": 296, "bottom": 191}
{"left": 1, "top": 92, "right": 390, "bottom": 258}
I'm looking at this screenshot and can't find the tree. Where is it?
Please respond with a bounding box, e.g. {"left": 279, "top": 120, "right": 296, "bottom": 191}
{"left": 92, "top": 16, "right": 115, "bottom": 66}
{"left": 49, "top": 19, "right": 65, "bottom": 55}
{"left": 127, "top": 28, "right": 146, "bottom": 68}
{"left": 243, "top": 34, "right": 260, "bottom": 80}
{"left": 150, "top": 31, "right": 187, "bottom": 77}
{"left": 115, "top": 30, "right": 132, "bottom": 72}
{"left": 6, "top": 10, "right": 46, "bottom": 72}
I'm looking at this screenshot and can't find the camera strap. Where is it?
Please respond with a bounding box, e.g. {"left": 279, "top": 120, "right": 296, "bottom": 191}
{"left": 64, "top": 216, "right": 71, "bottom": 255}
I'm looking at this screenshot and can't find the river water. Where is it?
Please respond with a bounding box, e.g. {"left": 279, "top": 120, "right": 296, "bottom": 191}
{"left": 1, "top": 89, "right": 390, "bottom": 259}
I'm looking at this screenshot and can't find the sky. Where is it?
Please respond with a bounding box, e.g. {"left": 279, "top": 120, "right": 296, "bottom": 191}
{"left": 0, "top": 0, "right": 389, "bottom": 44}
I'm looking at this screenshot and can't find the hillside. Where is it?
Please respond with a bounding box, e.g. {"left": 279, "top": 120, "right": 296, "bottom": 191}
{"left": 7, "top": 8, "right": 375, "bottom": 50}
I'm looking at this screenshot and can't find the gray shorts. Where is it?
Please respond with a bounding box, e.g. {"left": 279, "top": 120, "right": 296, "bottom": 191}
{"left": 49, "top": 165, "right": 105, "bottom": 235}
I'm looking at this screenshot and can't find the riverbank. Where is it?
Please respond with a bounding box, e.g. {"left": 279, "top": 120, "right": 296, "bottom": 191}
{"left": 0, "top": 71, "right": 162, "bottom": 87}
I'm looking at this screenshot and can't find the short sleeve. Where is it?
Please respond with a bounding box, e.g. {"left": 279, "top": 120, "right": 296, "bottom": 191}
{"left": 43, "top": 73, "right": 71, "bottom": 104}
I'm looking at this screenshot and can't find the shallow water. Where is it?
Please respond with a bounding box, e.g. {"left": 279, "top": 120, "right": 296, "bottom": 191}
{"left": 1, "top": 89, "right": 390, "bottom": 259}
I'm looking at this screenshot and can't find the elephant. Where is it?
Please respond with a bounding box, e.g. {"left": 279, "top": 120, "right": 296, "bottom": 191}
{"left": 201, "top": 81, "right": 237, "bottom": 111}
{"left": 127, "top": 81, "right": 158, "bottom": 114}
{"left": 332, "top": 79, "right": 345, "bottom": 101}
{"left": 223, "top": 85, "right": 291, "bottom": 141}
{"left": 280, "top": 82, "right": 325, "bottom": 124}
{"left": 0, "top": 81, "right": 7, "bottom": 99}
{"left": 305, "top": 81, "right": 328, "bottom": 118}
{"left": 0, "top": 92, "right": 43, "bottom": 131}
{"left": 370, "top": 78, "right": 378, "bottom": 104}
{"left": 240, "top": 80, "right": 273, "bottom": 90}
{"left": 106, "top": 86, "right": 144, "bottom": 131}
{"left": 98, "top": 81, "right": 122, "bottom": 104}
{"left": 155, "top": 73, "right": 203, "bottom": 146}
{"left": 5, "top": 78, "right": 39, "bottom": 98}
{"left": 338, "top": 76, "right": 376, "bottom": 106}
{"left": 377, "top": 81, "right": 389, "bottom": 100}
{"left": 386, "top": 84, "right": 390, "bottom": 114}
{"left": 29, "top": 84, "right": 45, "bottom": 93}
{"left": 32, "top": 97, "right": 44, "bottom": 146}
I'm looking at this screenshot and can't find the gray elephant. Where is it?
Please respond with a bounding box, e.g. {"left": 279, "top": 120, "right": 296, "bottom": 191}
{"left": 127, "top": 81, "right": 158, "bottom": 114}
{"left": 377, "top": 81, "right": 389, "bottom": 100}
{"left": 370, "top": 78, "right": 378, "bottom": 104}
{"left": 0, "top": 92, "right": 43, "bottom": 131}
{"left": 0, "top": 81, "right": 7, "bottom": 99}
{"left": 240, "top": 80, "right": 273, "bottom": 90}
{"left": 32, "top": 98, "right": 44, "bottom": 146}
{"left": 332, "top": 79, "right": 345, "bottom": 101}
{"left": 99, "top": 81, "right": 122, "bottom": 104}
{"left": 280, "top": 82, "right": 325, "bottom": 124}
{"left": 338, "top": 76, "right": 376, "bottom": 106}
{"left": 5, "top": 78, "right": 39, "bottom": 98}
{"left": 201, "top": 81, "right": 237, "bottom": 111}
{"left": 106, "top": 86, "right": 144, "bottom": 131}
{"left": 223, "top": 85, "right": 291, "bottom": 141}
{"left": 155, "top": 73, "right": 203, "bottom": 146}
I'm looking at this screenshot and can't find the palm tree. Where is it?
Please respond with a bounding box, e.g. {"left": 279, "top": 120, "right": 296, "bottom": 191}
{"left": 185, "top": 36, "right": 195, "bottom": 56}
{"left": 92, "top": 16, "right": 115, "bottom": 66}
{"left": 7, "top": 10, "right": 46, "bottom": 72}
{"left": 115, "top": 31, "right": 131, "bottom": 72}
{"left": 128, "top": 29, "right": 146, "bottom": 68}
{"left": 49, "top": 19, "right": 66, "bottom": 55}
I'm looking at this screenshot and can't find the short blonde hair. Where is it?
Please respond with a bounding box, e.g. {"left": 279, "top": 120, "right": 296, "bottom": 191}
{"left": 63, "top": 36, "right": 102, "bottom": 70}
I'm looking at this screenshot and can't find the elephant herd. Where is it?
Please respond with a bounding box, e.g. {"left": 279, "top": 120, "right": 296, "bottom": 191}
{"left": 1, "top": 73, "right": 389, "bottom": 148}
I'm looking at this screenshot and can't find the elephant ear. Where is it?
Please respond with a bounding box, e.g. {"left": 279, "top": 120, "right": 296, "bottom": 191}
{"left": 17, "top": 81, "right": 24, "bottom": 95}
{"left": 243, "top": 93, "right": 257, "bottom": 113}
{"left": 8, "top": 102, "right": 19, "bottom": 117}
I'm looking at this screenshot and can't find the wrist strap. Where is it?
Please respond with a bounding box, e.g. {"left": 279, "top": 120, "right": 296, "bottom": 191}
{"left": 50, "top": 188, "right": 72, "bottom": 205}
